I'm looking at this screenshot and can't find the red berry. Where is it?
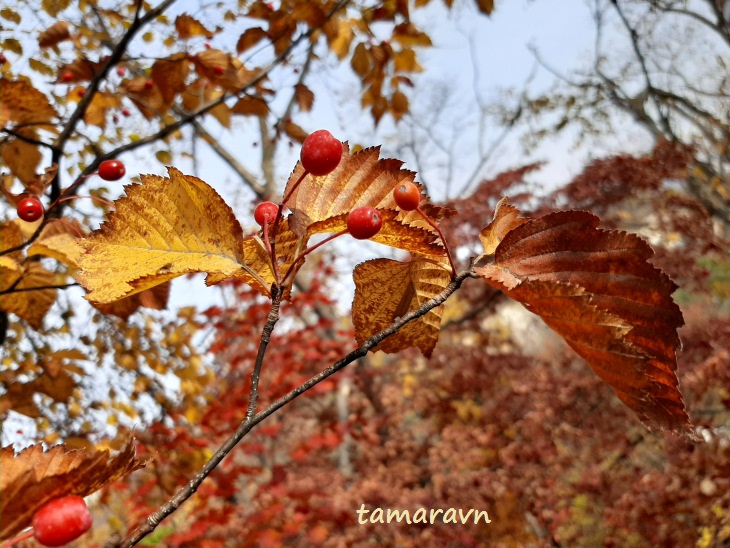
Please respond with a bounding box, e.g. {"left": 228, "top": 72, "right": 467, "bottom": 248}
{"left": 116, "top": 66, "right": 125, "bottom": 76}
{"left": 300, "top": 130, "right": 343, "bottom": 176}
{"left": 59, "top": 71, "right": 74, "bottom": 83}
{"left": 393, "top": 181, "right": 420, "bottom": 211}
{"left": 32, "top": 495, "right": 92, "bottom": 547}
{"left": 98, "top": 159, "right": 126, "bottom": 181}
{"left": 144, "top": 79, "right": 154, "bottom": 90}
{"left": 17, "top": 196, "right": 44, "bottom": 222}
{"left": 121, "top": 108, "right": 131, "bottom": 117}
{"left": 0, "top": 52, "right": 7, "bottom": 64}
{"left": 347, "top": 206, "right": 382, "bottom": 240}
{"left": 213, "top": 65, "right": 225, "bottom": 75}
{"left": 254, "top": 201, "right": 279, "bottom": 226}
{"left": 76, "top": 87, "right": 85, "bottom": 98}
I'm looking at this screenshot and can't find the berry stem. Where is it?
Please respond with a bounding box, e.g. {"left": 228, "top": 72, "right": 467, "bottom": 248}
{"left": 0, "top": 528, "right": 34, "bottom": 548}
{"left": 415, "top": 206, "right": 456, "bottom": 278}
{"left": 57, "top": 195, "right": 116, "bottom": 208}
{"left": 261, "top": 220, "right": 282, "bottom": 284}
{"left": 281, "top": 230, "right": 346, "bottom": 286}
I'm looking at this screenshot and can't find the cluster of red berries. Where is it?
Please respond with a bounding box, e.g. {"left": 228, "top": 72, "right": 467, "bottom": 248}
{"left": 32, "top": 495, "right": 93, "bottom": 546}
{"left": 254, "top": 130, "right": 423, "bottom": 242}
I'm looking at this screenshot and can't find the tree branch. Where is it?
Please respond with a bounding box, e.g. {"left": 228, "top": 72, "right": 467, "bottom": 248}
{"left": 115, "top": 265, "right": 475, "bottom": 547}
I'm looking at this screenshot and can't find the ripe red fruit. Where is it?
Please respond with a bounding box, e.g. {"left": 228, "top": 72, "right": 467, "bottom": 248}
{"left": 254, "top": 201, "right": 279, "bottom": 226}
{"left": 116, "top": 66, "right": 125, "bottom": 76}
{"left": 0, "top": 52, "right": 7, "bottom": 64}
{"left": 213, "top": 65, "right": 225, "bottom": 75}
{"left": 98, "top": 159, "right": 126, "bottom": 181}
{"left": 300, "top": 130, "right": 343, "bottom": 176}
{"left": 59, "top": 71, "right": 74, "bottom": 83}
{"left": 347, "top": 206, "right": 382, "bottom": 240}
{"left": 17, "top": 196, "right": 44, "bottom": 222}
{"left": 144, "top": 79, "right": 154, "bottom": 90}
{"left": 32, "top": 495, "right": 92, "bottom": 547}
{"left": 121, "top": 108, "right": 131, "bottom": 117}
{"left": 76, "top": 87, "right": 86, "bottom": 98}
{"left": 393, "top": 181, "right": 420, "bottom": 211}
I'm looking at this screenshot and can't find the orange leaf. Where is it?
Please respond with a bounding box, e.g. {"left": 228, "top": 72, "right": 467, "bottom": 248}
{"left": 353, "top": 257, "right": 451, "bottom": 357}
{"left": 475, "top": 204, "right": 694, "bottom": 438}
{"left": 231, "top": 95, "right": 269, "bottom": 117}
{"left": 0, "top": 437, "right": 148, "bottom": 541}
{"left": 38, "top": 20, "right": 70, "bottom": 48}
{"left": 83, "top": 91, "right": 121, "bottom": 129}
{"left": 236, "top": 27, "right": 267, "bottom": 54}
{"left": 1, "top": 137, "right": 41, "bottom": 183}
{"left": 56, "top": 57, "right": 103, "bottom": 83}
{"left": 93, "top": 282, "right": 171, "bottom": 320}
{"left": 282, "top": 120, "right": 308, "bottom": 143}
{"left": 475, "top": 0, "right": 495, "bottom": 15}
{"left": 151, "top": 53, "right": 189, "bottom": 104}
{"left": 0, "top": 79, "right": 57, "bottom": 125}
{"left": 175, "top": 14, "right": 215, "bottom": 39}
{"left": 478, "top": 197, "right": 528, "bottom": 255}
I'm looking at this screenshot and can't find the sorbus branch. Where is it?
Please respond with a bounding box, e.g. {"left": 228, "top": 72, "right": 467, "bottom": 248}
{"left": 115, "top": 265, "right": 477, "bottom": 547}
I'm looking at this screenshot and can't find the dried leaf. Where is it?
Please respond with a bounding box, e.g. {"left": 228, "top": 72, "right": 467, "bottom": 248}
{"left": 0, "top": 78, "right": 57, "bottom": 125}
{"left": 478, "top": 197, "right": 528, "bottom": 256}
{"left": 0, "top": 262, "right": 57, "bottom": 328}
{"left": 56, "top": 57, "right": 103, "bottom": 83}
{"left": 353, "top": 257, "right": 451, "bottom": 356}
{"left": 0, "top": 437, "right": 148, "bottom": 541}
{"left": 282, "top": 120, "right": 308, "bottom": 143}
{"left": 231, "top": 95, "right": 269, "bottom": 117}
{"left": 293, "top": 83, "right": 314, "bottom": 112}
{"left": 38, "top": 21, "right": 70, "bottom": 48}
{"left": 392, "top": 23, "right": 432, "bottom": 48}
{"left": 94, "top": 282, "right": 171, "bottom": 320}
{"left": 236, "top": 27, "right": 267, "bottom": 54}
{"left": 475, "top": 204, "right": 694, "bottom": 438}
{"left": 175, "top": 14, "right": 215, "bottom": 39}
{"left": 77, "top": 168, "right": 248, "bottom": 303}
{"left": 475, "top": 0, "right": 494, "bottom": 15}
{"left": 1, "top": 137, "right": 42, "bottom": 183}
{"left": 151, "top": 53, "right": 189, "bottom": 104}
{"left": 41, "top": 0, "right": 70, "bottom": 17}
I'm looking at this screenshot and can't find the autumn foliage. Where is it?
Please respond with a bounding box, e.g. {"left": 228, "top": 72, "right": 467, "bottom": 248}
{"left": 1, "top": 0, "right": 728, "bottom": 546}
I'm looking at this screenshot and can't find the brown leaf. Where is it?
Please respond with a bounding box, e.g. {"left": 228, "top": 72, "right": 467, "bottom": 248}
{"left": 175, "top": 14, "right": 215, "bottom": 39}
{"left": 293, "top": 83, "right": 314, "bottom": 112}
{"left": 0, "top": 262, "right": 56, "bottom": 328}
{"left": 391, "top": 22, "right": 432, "bottom": 48}
{"left": 231, "top": 95, "right": 269, "bottom": 117}
{"left": 478, "top": 197, "right": 528, "bottom": 256}
{"left": 236, "top": 27, "right": 267, "bottom": 54}
{"left": 282, "top": 120, "right": 308, "bottom": 143}
{"left": 94, "top": 282, "right": 171, "bottom": 320}
{"left": 475, "top": 204, "right": 694, "bottom": 438}
{"left": 353, "top": 257, "right": 451, "bottom": 357}
{"left": 56, "top": 57, "right": 103, "bottom": 83}
{"left": 1, "top": 136, "right": 42, "bottom": 183}
{"left": 151, "top": 53, "right": 189, "bottom": 104}
{"left": 0, "top": 437, "right": 148, "bottom": 541}
{"left": 475, "top": 0, "right": 494, "bottom": 15}
{"left": 38, "top": 20, "right": 71, "bottom": 48}
{"left": 0, "top": 78, "right": 57, "bottom": 125}
{"left": 124, "top": 77, "right": 167, "bottom": 119}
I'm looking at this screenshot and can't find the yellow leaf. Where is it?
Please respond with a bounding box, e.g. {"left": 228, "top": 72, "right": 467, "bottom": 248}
{"left": 77, "top": 167, "right": 248, "bottom": 303}
{"left": 155, "top": 150, "right": 172, "bottom": 164}
{"left": 352, "top": 256, "right": 451, "bottom": 357}
{"left": 27, "top": 219, "right": 86, "bottom": 269}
